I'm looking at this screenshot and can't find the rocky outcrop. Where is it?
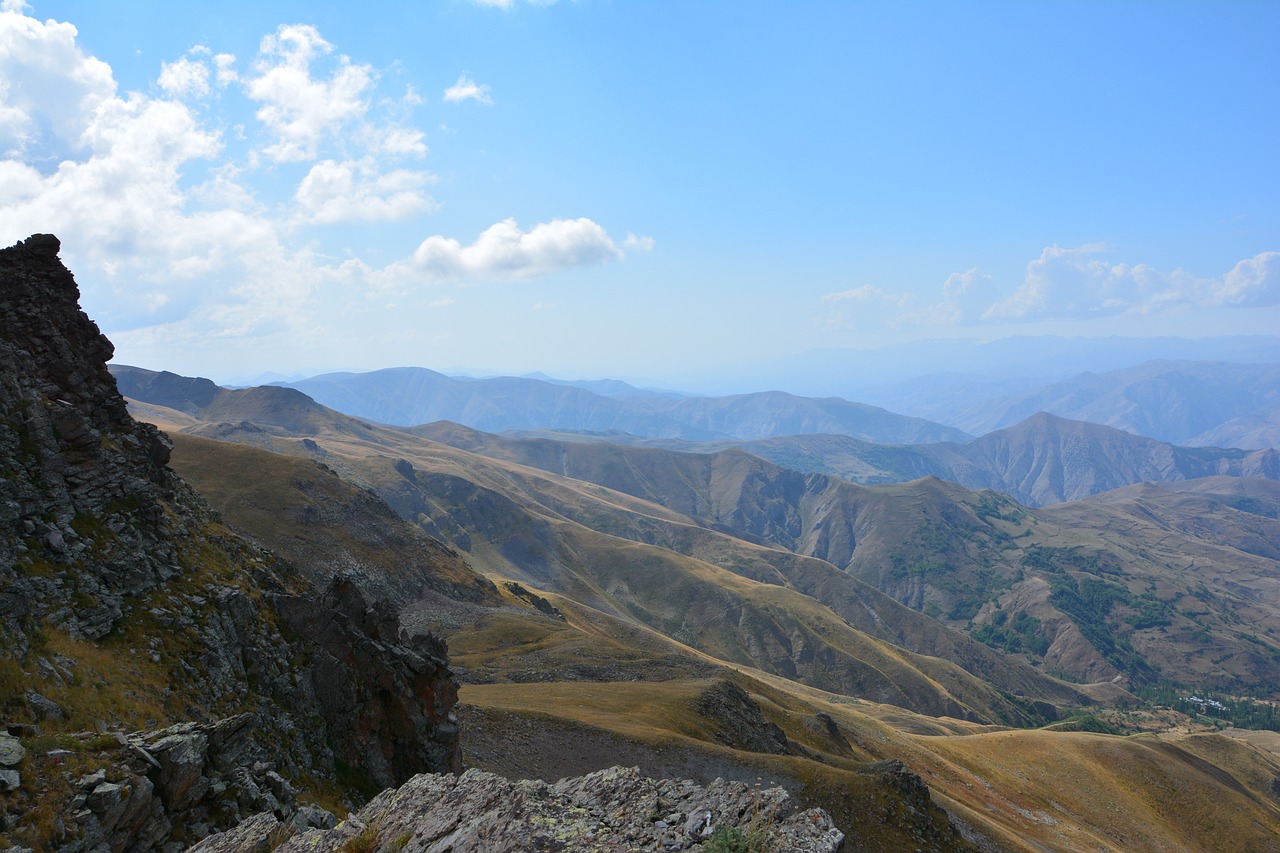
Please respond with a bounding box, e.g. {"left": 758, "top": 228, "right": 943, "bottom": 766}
{"left": 196, "top": 766, "right": 844, "bottom": 853}
{"left": 693, "top": 680, "right": 791, "bottom": 756}
{"left": 2, "top": 716, "right": 335, "bottom": 852}
{"left": 0, "top": 235, "right": 460, "bottom": 851}
{"left": 0, "top": 234, "right": 181, "bottom": 653}
{"left": 276, "top": 575, "right": 461, "bottom": 787}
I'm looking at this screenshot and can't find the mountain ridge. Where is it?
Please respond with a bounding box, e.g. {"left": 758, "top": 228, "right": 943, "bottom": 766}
{"left": 269, "top": 365, "right": 972, "bottom": 444}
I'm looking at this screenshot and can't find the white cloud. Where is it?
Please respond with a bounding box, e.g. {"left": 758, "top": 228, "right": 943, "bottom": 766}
{"left": 0, "top": 10, "right": 114, "bottom": 163}
{"left": 379, "top": 127, "right": 428, "bottom": 157}
{"left": 245, "top": 24, "right": 374, "bottom": 162}
{"left": 294, "top": 158, "right": 437, "bottom": 224}
{"left": 407, "top": 217, "right": 622, "bottom": 281}
{"left": 623, "top": 232, "right": 655, "bottom": 252}
{"left": 821, "top": 246, "right": 1279, "bottom": 335}
{"left": 982, "top": 244, "right": 1189, "bottom": 321}
{"left": 0, "top": 7, "right": 638, "bottom": 370}
{"left": 941, "top": 267, "right": 1001, "bottom": 324}
{"left": 1209, "top": 252, "right": 1280, "bottom": 308}
{"left": 213, "top": 53, "right": 238, "bottom": 87}
{"left": 443, "top": 74, "right": 493, "bottom": 105}
{"left": 158, "top": 54, "right": 211, "bottom": 99}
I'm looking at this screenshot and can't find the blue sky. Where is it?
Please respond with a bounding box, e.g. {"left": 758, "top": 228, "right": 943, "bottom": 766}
{"left": 2, "top": 0, "right": 1277, "bottom": 387}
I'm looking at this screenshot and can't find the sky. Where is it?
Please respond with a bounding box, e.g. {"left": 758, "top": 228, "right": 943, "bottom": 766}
{"left": 1, "top": 0, "right": 1277, "bottom": 388}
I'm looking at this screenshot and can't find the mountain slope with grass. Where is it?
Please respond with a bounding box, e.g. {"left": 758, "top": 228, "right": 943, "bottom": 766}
{"left": 403, "top": 419, "right": 1280, "bottom": 692}
{"left": 110, "top": 363, "right": 1280, "bottom": 850}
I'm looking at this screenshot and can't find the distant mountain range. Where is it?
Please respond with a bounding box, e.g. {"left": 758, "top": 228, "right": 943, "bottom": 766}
{"left": 271, "top": 366, "right": 973, "bottom": 444}
{"left": 863, "top": 359, "right": 1280, "bottom": 449}
{"left": 425, "top": 412, "right": 1280, "bottom": 508}
{"left": 113, "top": 365, "right": 1279, "bottom": 508}
{"left": 719, "top": 334, "right": 1280, "bottom": 398}
{"left": 273, "top": 358, "right": 1280, "bottom": 450}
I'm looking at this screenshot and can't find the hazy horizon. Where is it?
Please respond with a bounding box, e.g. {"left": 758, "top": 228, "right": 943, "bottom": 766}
{"left": 2, "top": 1, "right": 1277, "bottom": 384}
{"left": 124, "top": 332, "right": 1280, "bottom": 401}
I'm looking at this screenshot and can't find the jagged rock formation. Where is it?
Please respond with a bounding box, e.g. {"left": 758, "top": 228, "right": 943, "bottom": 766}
{"left": 693, "top": 680, "right": 791, "bottom": 756}
{"left": 0, "top": 235, "right": 460, "bottom": 850}
{"left": 276, "top": 576, "right": 461, "bottom": 784}
{"left": 195, "top": 765, "right": 845, "bottom": 852}
{"left": 0, "top": 233, "right": 181, "bottom": 650}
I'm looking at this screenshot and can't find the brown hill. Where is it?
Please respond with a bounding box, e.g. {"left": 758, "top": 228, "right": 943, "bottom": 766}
{"left": 403, "top": 421, "right": 1280, "bottom": 692}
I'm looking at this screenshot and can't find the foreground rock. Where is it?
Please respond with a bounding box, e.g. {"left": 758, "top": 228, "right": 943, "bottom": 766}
{"left": 194, "top": 765, "right": 844, "bottom": 852}
{"left": 1, "top": 716, "right": 335, "bottom": 852}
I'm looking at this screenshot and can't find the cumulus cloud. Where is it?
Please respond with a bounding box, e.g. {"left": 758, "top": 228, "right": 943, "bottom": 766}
{"left": 294, "top": 158, "right": 437, "bottom": 224}
{"left": 0, "top": 9, "right": 114, "bottom": 163}
{"left": 158, "top": 54, "right": 212, "bottom": 99}
{"left": 406, "top": 217, "right": 623, "bottom": 281}
{"left": 821, "top": 246, "right": 1279, "bottom": 334}
{"left": 1209, "top": 252, "right": 1280, "bottom": 308}
{"left": 213, "top": 53, "right": 238, "bottom": 86}
{"left": 0, "top": 7, "right": 640, "bottom": 368}
{"left": 245, "top": 24, "right": 374, "bottom": 162}
{"left": 982, "top": 245, "right": 1190, "bottom": 321}
{"left": 941, "top": 267, "right": 1001, "bottom": 324}
{"left": 379, "top": 127, "right": 428, "bottom": 157}
{"left": 623, "top": 232, "right": 655, "bottom": 252}
{"left": 443, "top": 74, "right": 493, "bottom": 105}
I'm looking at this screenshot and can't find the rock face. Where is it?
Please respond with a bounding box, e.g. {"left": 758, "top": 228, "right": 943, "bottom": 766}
{"left": 0, "top": 233, "right": 181, "bottom": 651}
{"left": 276, "top": 576, "right": 461, "bottom": 786}
{"left": 0, "top": 235, "right": 460, "bottom": 850}
{"left": 202, "top": 766, "right": 844, "bottom": 853}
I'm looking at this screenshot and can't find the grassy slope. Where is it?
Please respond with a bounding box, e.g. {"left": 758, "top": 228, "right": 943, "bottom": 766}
{"left": 167, "top": 433, "right": 497, "bottom": 606}
{"left": 409, "top": 424, "right": 1280, "bottom": 692}
{"left": 459, "top": 677, "right": 1280, "bottom": 853}
{"left": 166, "top": 423, "right": 1049, "bottom": 724}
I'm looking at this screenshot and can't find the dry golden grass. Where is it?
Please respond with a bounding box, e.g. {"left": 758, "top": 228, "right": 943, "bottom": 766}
{"left": 461, "top": 676, "right": 1280, "bottom": 853}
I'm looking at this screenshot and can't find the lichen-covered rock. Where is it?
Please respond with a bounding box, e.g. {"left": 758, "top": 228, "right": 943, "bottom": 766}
{"left": 0, "top": 736, "right": 23, "bottom": 767}
{"left": 0, "top": 233, "right": 180, "bottom": 652}
{"left": 185, "top": 811, "right": 282, "bottom": 853}
{"left": 269, "top": 766, "right": 844, "bottom": 853}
